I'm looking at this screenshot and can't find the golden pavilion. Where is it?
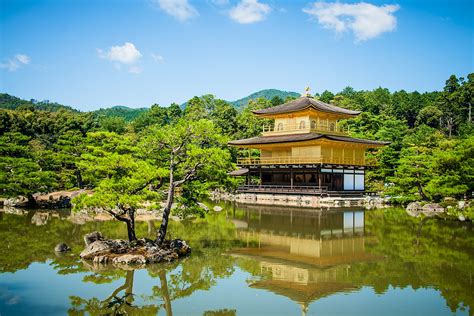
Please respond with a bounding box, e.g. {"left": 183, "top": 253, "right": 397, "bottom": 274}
{"left": 229, "top": 88, "right": 389, "bottom": 195}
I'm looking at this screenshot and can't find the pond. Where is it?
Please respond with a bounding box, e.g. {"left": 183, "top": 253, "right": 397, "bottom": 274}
{"left": 0, "top": 202, "right": 473, "bottom": 315}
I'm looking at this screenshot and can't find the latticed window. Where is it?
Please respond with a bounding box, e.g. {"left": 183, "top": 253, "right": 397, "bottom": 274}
{"left": 311, "top": 120, "right": 316, "bottom": 129}
{"left": 299, "top": 121, "right": 306, "bottom": 129}
{"left": 277, "top": 123, "right": 283, "bottom": 131}
{"left": 329, "top": 123, "right": 335, "bottom": 131}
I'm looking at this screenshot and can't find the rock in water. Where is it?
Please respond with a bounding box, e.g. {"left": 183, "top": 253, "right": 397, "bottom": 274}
{"left": 4, "top": 196, "right": 30, "bottom": 208}
{"left": 80, "top": 238, "right": 191, "bottom": 266}
{"left": 55, "top": 243, "right": 70, "bottom": 252}
{"left": 80, "top": 240, "right": 115, "bottom": 259}
{"left": 213, "top": 206, "right": 223, "bottom": 212}
{"left": 84, "top": 231, "right": 104, "bottom": 246}
{"left": 170, "top": 239, "right": 191, "bottom": 256}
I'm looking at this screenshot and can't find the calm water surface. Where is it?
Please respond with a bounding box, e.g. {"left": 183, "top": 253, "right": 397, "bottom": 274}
{"left": 0, "top": 203, "right": 473, "bottom": 316}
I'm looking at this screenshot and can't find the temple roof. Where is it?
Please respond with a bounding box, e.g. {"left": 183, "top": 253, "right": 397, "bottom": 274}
{"left": 252, "top": 96, "right": 361, "bottom": 116}
{"left": 228, "top": 133, "right": 390, "bottom": 147}
{"left": 249, "top": 280, "right": 359, "bottom": 305}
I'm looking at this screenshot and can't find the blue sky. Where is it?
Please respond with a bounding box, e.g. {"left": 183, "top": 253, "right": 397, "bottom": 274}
{"left": 0, "top": 0, "right": 473, "bottom": 111}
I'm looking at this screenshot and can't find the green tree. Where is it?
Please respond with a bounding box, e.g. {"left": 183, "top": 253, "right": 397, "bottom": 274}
{"left": 319, "top": 90, "right": 334, "bottom": 103}
{"left": 389, "top": 126, "right": 445, "bottom": 201}
{"left": 74, "top": 132, "right": 166, "bottom": 241}
{"left": 0, "top": 132, "right": 56, "bottom": 203}
{"left": 416, "top": 105, "right": 443, "bottom": 128}
{"left": 210, "top": 100, "right": 238, "bottom": 136}
{"left": 141, "top": 119, "right": 232, "bottom": 245}
{"left": 270, "top": 96, "right": 284, "bottom": 106}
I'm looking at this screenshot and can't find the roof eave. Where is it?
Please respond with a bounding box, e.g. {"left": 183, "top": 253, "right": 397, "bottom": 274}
{"left": 252, "top": 105, "right": 360, "bottom": 117}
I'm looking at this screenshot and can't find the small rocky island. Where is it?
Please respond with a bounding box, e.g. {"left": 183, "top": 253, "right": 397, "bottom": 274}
{"left": 79, "top": 231, "right": 191, "bottom": 268}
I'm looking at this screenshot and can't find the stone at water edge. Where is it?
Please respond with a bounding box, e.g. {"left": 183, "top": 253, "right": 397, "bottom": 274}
{"left": 3, "top": 196, "right": 29, "bottom": 208}
{"left": 421, "top": 203, "right": 445, "bottom": 216}
{"left": 84, "top": 231, "right": 104, "bottom": 246}
{"left": 80, "top": 240, "right": 117, "bottom": 259}
{"left": 213, "top": 206, "right": 223, "bottom": 212}
{"left": 112, "top": 254, "right": 147, "bottom": 265}
{"left": 55, "top": 243, "right": 71, "bottom": 252}
{"left": 80, "top": 230, "right": 192, "bottom": 265}
{"left": 169, "top": 239, "right": 191, "bottom": 256}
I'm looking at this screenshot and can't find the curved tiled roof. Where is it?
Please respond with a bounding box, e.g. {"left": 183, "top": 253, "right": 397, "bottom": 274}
{"left": 252, "top": 96, "right": 360, "bottom": 116}
{"left": 228, "top": 133, "right": 390, "bottom": 146}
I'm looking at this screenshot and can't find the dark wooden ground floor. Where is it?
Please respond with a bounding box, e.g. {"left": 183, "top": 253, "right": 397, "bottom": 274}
{"left": 237, "top": 165, "right": 366, "bottom": 193}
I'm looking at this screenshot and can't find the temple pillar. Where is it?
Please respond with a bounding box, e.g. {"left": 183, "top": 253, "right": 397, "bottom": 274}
{"left": 290, "top": 167, "right": 294, "bottom": 188}
{"left": 318, "top": 169, "right": 322, "bottom": 190}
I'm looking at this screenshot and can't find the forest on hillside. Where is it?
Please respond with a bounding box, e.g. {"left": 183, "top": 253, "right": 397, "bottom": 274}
{"left": 0, "top": 74, "right": 472, "bottom": 217}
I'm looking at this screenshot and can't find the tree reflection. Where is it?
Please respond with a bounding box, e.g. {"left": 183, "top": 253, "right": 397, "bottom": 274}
{"left": 67, "top": 248, "right": 237, "bottom": 316}
{"left": 69, "top": 270, "right": 160, "bottom": 315}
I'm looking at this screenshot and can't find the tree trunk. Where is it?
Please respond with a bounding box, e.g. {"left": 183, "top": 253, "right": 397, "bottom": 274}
{"left": 75, "top": 168, "right": 83, "bottom": 189}
{"left": 469, "top": 102, "right": 472, "bottom": 123}
{"left": 126, "top": 208, "right": 137, "bottom": 242}
{"left": 157, "top": 162, "right": 175, "bottom": 245}
{"left": 416, "top": 177, "right": 428, "bottom": 201}
{"left": 26, "top": 193, "right": 37, "bottom": 208}
{"left": 124, "top": 270, "right": 135, "bottom": 308}
{"left": 112, "top": 206, "right": 137, "bottom": 242}
{"left": 159, "top": 270, "right": 173, "bottom": 316}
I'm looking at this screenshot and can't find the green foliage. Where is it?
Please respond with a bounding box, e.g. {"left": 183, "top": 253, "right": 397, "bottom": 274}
{"left": 140, "top": 118, "right": 234, "bottom": 215}
{"left": 73, "top": 131, "right": 165, "bottom": 211}
{"left": 416, "top": 105, "right": 442, "bottom": 128}
{"left": 93, "top": 105, "right": 148, "bottom": 121}
{"left": 98, "top": 116, "right": 127, "bottom": 134}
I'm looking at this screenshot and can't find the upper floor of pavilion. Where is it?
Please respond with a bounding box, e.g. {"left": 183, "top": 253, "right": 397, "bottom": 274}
{"left": 253, "top": 87, "right": 360, "bottom": 137}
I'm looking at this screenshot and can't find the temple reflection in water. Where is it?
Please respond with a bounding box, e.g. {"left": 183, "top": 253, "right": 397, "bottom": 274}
{"left": 229, "top": 204, "right": 376, "bottom": 316}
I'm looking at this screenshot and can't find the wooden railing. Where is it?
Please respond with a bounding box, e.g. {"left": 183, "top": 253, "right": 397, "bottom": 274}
{"left": 237, "top": 156, "right": 371, "bottom": 166}
{"left": 237, "top": 185, "right": 328, "bottom": 194}
{"left": 262, "top": 123, "right": 349, "bottom": 136}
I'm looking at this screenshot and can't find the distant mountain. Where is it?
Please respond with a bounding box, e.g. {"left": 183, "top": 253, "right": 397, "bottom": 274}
{"left": 1, "top": 88, "right": 300, "bottom": 117}
{"left": 93, "top": 106, "right": 148, "bottom": 121}
{"left": 180, "top": 89, "right": 300, "bottom": 110}
{"left": 230, "top": 89, "right": 300, "bottom": 109}
{"left": 0, "top": 93, "right": 77, "bottom": 112}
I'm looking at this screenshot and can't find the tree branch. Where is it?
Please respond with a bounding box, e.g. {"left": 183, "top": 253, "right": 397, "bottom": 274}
{"left": 106, "top": 209, "right": 128, "bottom": 222}
{"left": 173, "top": 163, "right": 202, "bottom": 187}
{"left": 131, "top": 176, "right": 163, "bottom": 194}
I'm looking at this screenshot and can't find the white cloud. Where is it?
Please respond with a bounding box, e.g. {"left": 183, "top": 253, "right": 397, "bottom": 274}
{"left": 155, "top": 0, "right": 198, "bottom": 21}
{"left": 151, "top": 53, "right": 165, "bottom": 63}
{"left": 229, "top": 0, "right": 271, "bottom": 24}
{"left": 98, "top": 42, "right": 143, "bottom": 73}
{"left": 15, "top": 54, "right": 30, "bottom": 65}
{"left": 0, "top": 54, "right": 31, "bottom": 71}
{"left": 98, "top": 42, "right": 142, "bottom": 64}
{"left": 303, "top": 2, "right": 400, "bottom": 42}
